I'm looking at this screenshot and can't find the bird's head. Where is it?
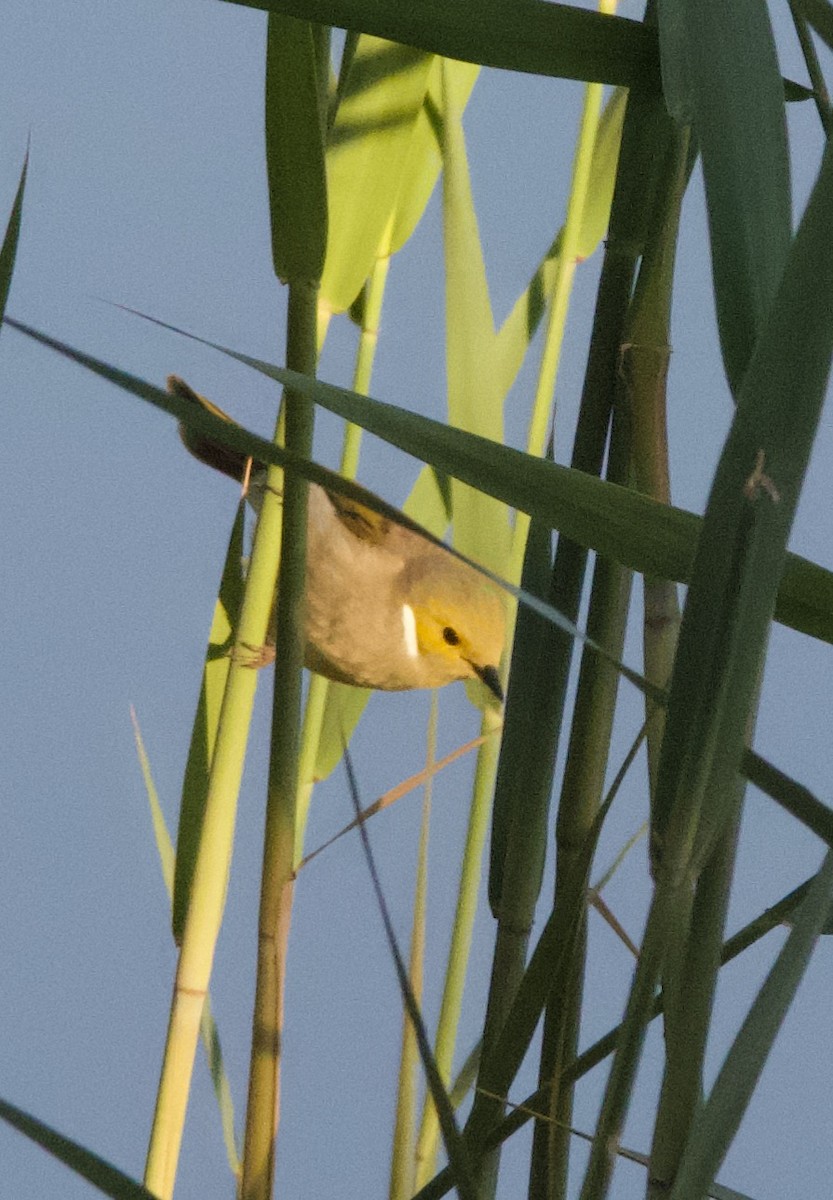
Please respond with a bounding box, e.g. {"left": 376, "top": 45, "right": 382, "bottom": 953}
{"left": 401, "top": 556, "right": 506, "bottom": 701}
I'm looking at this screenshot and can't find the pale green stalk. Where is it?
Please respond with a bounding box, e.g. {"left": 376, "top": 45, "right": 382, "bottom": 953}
{"left": 414, "top": 62, "right": 513, "bottom": 1183}
{"left": 296, "top": 218, "right": 393, "bottom": 856}
{"left": 413, "top": 707, "right": 502, "bottom": 1187}
{"left": 240, "top": 279, "right": 319, "bottom": 1200}
{"left": 622, "top": 121, "right": 690, "bottom": 809}
{"left": 240, "top": 17, "right": 327, "bottom": 1194}
{"left": 389, "top": 693, "right": 437, "bottom": 1200}
{"left": 144, "top": 411, "right": 287, "bottom": 1200}
{"left": 132, "top": 710, "right": 241, "bottom": 1180}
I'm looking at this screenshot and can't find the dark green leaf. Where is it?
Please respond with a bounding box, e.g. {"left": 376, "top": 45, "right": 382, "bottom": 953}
{"left": 223, "top": 0, "right": 661, "bottom": 89}
{"left": 675, "top": 0, "right": 792, "bottom": 394}
{"left": 0, "top": 1097, "right": 156, "bottom": 1200}
{"left": 265, "top": 15, "right": 328, "bottom": 284}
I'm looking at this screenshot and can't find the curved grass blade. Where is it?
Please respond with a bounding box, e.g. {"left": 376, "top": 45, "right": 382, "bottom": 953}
{"left": 196, "top": 335, "right": 833, "bottom": 650}
{"left": 743, "top": 749, "right": 833, "bottom": 849}
{"left": 7, "top": 314, "right": 833, "bottom": 653}
{"left": 0, "top": 147, "right": 28, "bottom": 330}
{"left": 2, "top": 316, "right": 669, "bottom": 717}
{"left": 0, "top": 1097, "right": 157, "bottom": 1200}
{"left": 342, "top": 749, "right": 478, "bottom": 1200}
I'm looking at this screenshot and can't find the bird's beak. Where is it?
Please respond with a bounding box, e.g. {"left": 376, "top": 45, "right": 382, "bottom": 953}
{"left": 475, "top": 664, "right": 504, "bottom": 704}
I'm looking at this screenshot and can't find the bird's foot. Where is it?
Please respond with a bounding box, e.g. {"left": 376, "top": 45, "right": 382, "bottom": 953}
{"left": 231, "top": 641, "right": 276, "bottom": 669}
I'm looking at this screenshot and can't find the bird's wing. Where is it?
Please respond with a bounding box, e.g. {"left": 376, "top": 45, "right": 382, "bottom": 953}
{"left": 325, "top": 489, "right": 394, "bottom": 547}
{"left": 170, "top": 377, "right": 429, "bottom": 561}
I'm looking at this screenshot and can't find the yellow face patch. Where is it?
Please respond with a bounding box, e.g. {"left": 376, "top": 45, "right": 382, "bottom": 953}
{"left": 411, "top": 590, "right": 503, "bottom": 682}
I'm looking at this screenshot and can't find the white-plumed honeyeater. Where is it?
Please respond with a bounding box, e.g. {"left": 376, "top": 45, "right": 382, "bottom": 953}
{"left": 170, "top": 377, "right": 505, "bottom": 702}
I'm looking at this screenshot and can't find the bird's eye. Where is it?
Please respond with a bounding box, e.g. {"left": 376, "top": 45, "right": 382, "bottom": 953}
{"left": 442, "top": 626, "right": 460, "bottom": 646}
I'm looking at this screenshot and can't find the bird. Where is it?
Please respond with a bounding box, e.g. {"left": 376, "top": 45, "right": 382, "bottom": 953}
{"left": 169, "top": 376, "right": 506, "bottom": 701}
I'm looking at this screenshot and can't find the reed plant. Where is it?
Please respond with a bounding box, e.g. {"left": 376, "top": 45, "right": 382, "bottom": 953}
{"left": 2, "top": 2, "right": 833, "bottom": 1199}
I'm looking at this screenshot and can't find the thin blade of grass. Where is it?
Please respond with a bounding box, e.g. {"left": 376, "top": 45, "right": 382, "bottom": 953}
{"left": 4, "top": 315, "right": 669, "bottom": 708}
{"left": 135, "top": 310, "right": 833, "bottom": 648}
{"left": 0, "top": 1098, "right": 158, "bottom": 1200}
{"left": 342, "top": 750, "right": 479, "bottom": 1200}
{"left": 389, "top": 694, "right": 436, "bottom": 1200}
{"left": 743, "top": 749, "right": 833, "bottom": 849}
{"left": 299, "top": 732, "right": 491, "bottom": 870}
{"left": 0, "top": 147, "right": 27, "bottom": 328}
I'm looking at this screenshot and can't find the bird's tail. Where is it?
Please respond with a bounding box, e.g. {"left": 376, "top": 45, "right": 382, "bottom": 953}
{"left": 168, "top": 375, "right": 257, "bottom": 484}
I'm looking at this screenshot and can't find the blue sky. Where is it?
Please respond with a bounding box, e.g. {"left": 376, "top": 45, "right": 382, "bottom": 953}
{"left": 2, "top": 3, "right": 833, "bottom": 1197}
